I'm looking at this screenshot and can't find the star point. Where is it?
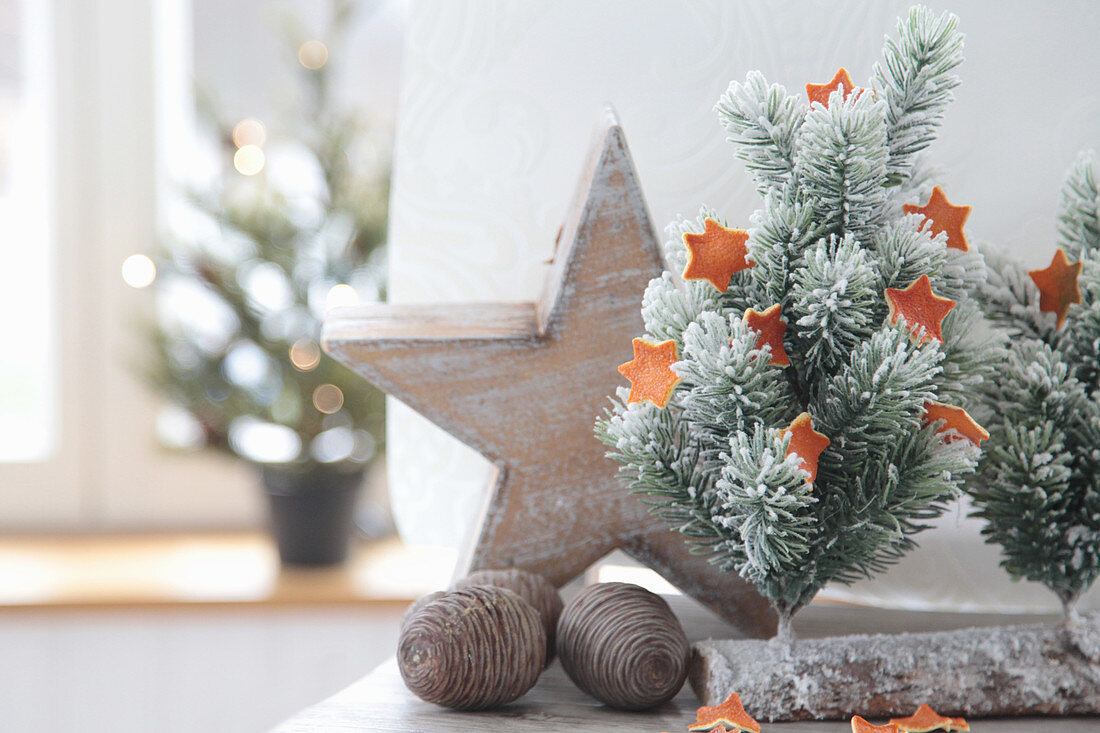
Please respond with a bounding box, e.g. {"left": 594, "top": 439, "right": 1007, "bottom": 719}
{"left": 903, "top": 186, "right": 972, "bottom": 252}
{"left": 1029, "top": 248, "right": 1082, "bottom": 329}
{"left": 689, "top": 692, "right": 761, "bottom": 733}
{"left": 922, "top": 402, "right": 988, "bottom": 445}
{"left": 806, "top": 67, "right": 860, "bottom": 108}
{"left": 885, "top": 274, "right": 956, "bottom": 344}
{"left": 783, "top": 412, "right": 830, "bottom": 484}
{"left": 682, "top": 218, "right": 752, "bottom": 292}
{"left": 890, "top": 704, "right": 969, "bottom": 733}
{"left": 744, "top": 304, "right": 790, "bottom": 366}
{"left": 618, "top": 338, "right": 681, "bottom": 407}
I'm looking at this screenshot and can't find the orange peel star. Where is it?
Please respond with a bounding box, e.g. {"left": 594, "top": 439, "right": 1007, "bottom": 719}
{"left": 1029, "top": 248, "right": 1083, "bottom": 329}
{"left": 903, "top": 186, "right": 972, "bottom": 252}
{"left": 885, "top": 274, "right": 956, "bottom": 344}
{"left": 922, "top": 402, "right": 989, "bottom": 446}
{"left": 618, "top": 338, "right": 681, "bottom": 408}
{"left": 744, "top": 304, "right": 790, "bottom": 366}
{"left": 782, "top": 412, "right": 830, "bottom": 484}
{"left": 890, "top": 704, "right": 970, "bottom": 732}
{"left": 852, "top": 715, "right": 900, "bottom": 733}
{"left": 689, "top": 692, "right": 761, "bottom": 733}
{"left": 806, "top": 67, "right": 860, "bottom": 107}
{"left": 682, "top": 218, "right": 753, "bottom": 293}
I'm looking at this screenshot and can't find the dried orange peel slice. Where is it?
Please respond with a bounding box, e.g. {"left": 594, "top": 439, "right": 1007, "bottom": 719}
{"left": 744, "top": 304, "right": 790, "bottom": 366}
{"left": 1029, "top": 248, "right": 1083, "bottom": 329}
{"left": 689, "top": 692, "right": 760, "bottom": 733}
{"left": 903, "top": 186, "right": 971, "bottom": 252}
{"left": 782, "top": 412, "right": 830, "bottom": 484}
{"left": 922, "top": 402, "right": 989, "bottom": 445}
{"left": 806, "top": 67, "right": 861, "bottom": 107}
{"left": 618, "top": 338, "right": 681, "bottom": 407}
{"left": 682, "top": 219, "right": 753, "bottom": 293}
{"left": 885, "top": 274, "right": 956, "bottom": 344}
{"left": 890, "top": 704, "right": 970, "bottom": 732}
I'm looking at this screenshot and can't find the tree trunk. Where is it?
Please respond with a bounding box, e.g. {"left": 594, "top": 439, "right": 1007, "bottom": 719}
{"left": 690, "top": 613, "right": 1100, "bottom": 721}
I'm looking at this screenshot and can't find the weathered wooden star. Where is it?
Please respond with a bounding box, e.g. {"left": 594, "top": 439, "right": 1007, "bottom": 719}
{"left": 323, "top": 108, "right": 775, "bottom": 637}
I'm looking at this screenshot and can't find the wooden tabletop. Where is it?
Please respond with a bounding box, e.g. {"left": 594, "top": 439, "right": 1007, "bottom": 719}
{"left": 277, "top": 598, "right": 1099, "bottom": 731}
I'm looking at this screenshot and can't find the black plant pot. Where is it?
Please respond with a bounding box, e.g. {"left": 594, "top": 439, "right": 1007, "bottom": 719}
{"left": 260, "top": 464, "right": 364, "bottom": 567}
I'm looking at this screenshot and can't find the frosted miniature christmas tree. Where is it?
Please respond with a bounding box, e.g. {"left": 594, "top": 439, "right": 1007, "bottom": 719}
{"left": 597, "top": 6, "right": 992, "bottom": 640}
{"left": 975, "top": 150, "right": 1100, "bottom": 621}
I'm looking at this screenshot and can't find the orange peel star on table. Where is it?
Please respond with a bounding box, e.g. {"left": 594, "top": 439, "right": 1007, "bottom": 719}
{"left": 890, "top": 703, "right": 970, "bottom": 732}
{"left": 852, "top": 715, "right": 900, "bottom": 733}
{"left": 689, "top": 692, "right": 760, "bottom": 733}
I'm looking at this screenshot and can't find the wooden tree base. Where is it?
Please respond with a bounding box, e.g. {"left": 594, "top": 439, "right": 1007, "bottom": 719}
{"left": 690, "top": 613, "right": 1100, "bottom": 721}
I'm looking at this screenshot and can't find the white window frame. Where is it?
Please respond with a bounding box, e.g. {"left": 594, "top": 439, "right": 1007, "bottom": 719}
{"left": 0, "top": 0, "right": 257, "bottom": 530}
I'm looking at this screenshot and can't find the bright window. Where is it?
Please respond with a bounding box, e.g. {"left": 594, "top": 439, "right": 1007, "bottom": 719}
{"left": 0, "top": 0, "right": 54, "bottom": 462}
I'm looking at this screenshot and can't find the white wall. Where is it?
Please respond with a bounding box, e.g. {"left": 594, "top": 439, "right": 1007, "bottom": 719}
{"left": 386, "top": 0, "right": 1100, "bottom": 612}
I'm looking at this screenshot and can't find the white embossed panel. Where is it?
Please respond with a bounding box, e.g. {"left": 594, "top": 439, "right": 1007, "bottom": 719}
{"left": 387, "top": 0, "right": 1100, "bottom": 611}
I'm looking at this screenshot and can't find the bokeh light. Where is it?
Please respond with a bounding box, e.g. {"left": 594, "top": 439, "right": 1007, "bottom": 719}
{"left": 121, "top": 253, "right": 157, "bottom": 288}
{"left": 325, "top": 283, "right": 358, "bottom": 310}
{"left": 312, "top": 383, "right": 344, "bottom": 414}
{"left": 233, "top": 145, "right": 265, "bottom": 175}
{"left": 228, "top": 417, "right": 301, "bottom": 464}
{"left": 310, "top": 426, "right": 355, "bottom": 463}
{"left": 289, "top": 338, "right": 321, "bottom": 371}
{"left": 231, "top": 118, "right": 266, "bottom": 148}
{"left": 297, "top": 40, "right": 329, "bottom": 70}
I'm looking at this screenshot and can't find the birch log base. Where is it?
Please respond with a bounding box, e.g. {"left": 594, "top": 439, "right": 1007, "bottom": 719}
{"left": 691, "top": 613, "right": 1100, "bottom": 721}
{"left": 278, "top": 600, "right": 1100, "bottom": 731}
{"left": 322, "top": 107, "right": 775, "bottom": 638}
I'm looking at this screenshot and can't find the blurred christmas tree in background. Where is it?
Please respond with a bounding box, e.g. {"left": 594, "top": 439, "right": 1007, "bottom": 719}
{"left": 146, "top": 0, "right": 389, "bottom": 497}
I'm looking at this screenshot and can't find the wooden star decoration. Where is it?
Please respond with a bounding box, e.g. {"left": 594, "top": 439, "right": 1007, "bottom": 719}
{"left": 322, "top": 108, "right": 775, "bottom": 638}
{"left": 682, "top": 218, "right": 752, "bottom": 292}
{"left": 852, "top": 716, "right": 899, "bottom": 733}
{"left": 1029, "top": 247, "right": 1082, "bottom": 328}
{"left": 890, "top": 704, "right": 970, "bottom": 733}
{"left": 903, "top": 186, "right": 972, "bottom": 252}
{"left": 783, "top": 412, "right": 830, "bottom": 484}
{"left": 885, "top": 274, "right": 956, "bottom": 343}
{"left": 618, "top": 338, "right": 681, "bottom": 407}
{"left": 689, "top": 692, "right": 761, "bottom": 733}
{"left": 744, "top": 304, "right": 790, "bottom": 366}
{"left": 806, "top": 67, "right": 860, "bottom": 107}
{"left": 922, "top": 402, "right": 989, "bottom": 445}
